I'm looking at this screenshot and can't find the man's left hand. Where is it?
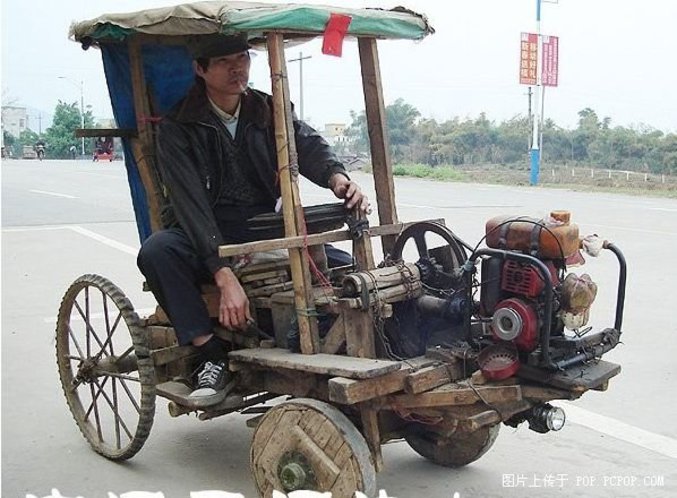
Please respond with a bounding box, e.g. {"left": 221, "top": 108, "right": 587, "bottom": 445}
{"left": 329, "top": 173, "right": 371, "bottom": 214}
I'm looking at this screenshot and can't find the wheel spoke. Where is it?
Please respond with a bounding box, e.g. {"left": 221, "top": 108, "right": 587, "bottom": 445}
{"left": 112, "top": 377, "right": 121, "bottom": 449}
{"left": 88, "top": 380, "right": 104, "bottom": 443}
{"left": 90, "top": 377, "right": 134, "bottom": 440}
{"left": 115, "top": 345, "right": 135, "bottom": 364}
{"left": 73, "top": 300, "right": 108, "bottom": 355}
{"left": 116, "top": 377, "right": 142, "bottom": 413}
{"left": 91, "top": 310, "right": 123, "bottom": 363}
{"left": 66, "top": 323, "right": 86, "bottom": 359}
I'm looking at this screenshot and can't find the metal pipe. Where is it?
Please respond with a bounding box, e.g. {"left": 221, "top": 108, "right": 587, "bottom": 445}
{"left": 604, "top": 242, "right": 627, "bottom": 332}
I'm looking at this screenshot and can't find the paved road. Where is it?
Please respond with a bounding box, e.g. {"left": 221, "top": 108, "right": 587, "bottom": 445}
{"left": 2, "top": 159, "right": 676, "bottom": 498}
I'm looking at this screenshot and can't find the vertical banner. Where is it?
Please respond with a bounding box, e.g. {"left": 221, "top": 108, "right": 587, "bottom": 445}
{"left": 519, "top": 32, "right": 538, "bottom": 85}
{"left": 541, "top": 35, "right": 559, "bottom": 87}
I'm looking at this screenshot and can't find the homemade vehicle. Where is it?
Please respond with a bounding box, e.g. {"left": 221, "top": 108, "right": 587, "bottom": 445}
{"left": 61, "top": 2, "right": 626, "bottom": 497}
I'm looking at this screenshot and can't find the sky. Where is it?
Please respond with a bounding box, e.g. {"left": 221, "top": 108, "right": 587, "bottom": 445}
{"left": 2, "top": 0, "right": 676, "bottom": 134}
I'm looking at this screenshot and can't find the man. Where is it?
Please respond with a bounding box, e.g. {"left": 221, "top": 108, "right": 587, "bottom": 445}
{"left": 137, "top": 33, "right": 369, "bottom": 405}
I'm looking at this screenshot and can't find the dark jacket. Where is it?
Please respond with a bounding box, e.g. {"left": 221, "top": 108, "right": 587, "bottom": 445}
{"left": 156, "top": 82, "right": 347, "bottom": 274}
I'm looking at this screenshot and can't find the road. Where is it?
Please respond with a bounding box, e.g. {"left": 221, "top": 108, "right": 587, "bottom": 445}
{"left": 2, "top": 159, "right": 676, "bottom": 498}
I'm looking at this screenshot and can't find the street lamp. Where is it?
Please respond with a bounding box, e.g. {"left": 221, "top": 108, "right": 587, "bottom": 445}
{"left": 58, "top": 76, "right": 85, "bottom": 156}
{"left": 288, "top": 51, "right": 312, "bottom": 121}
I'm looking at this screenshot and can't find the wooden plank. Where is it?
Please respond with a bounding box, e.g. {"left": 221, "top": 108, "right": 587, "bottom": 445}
{"left": 385, "top": 383, "right": 523, "bottom": 409}
{"left": 75, "top": 128, "right": 137, "bottom": 138}
{"left": 128, "top": 36, "right": 163, "bottom": 232}
{"left": 267, "top": 32, "right": 319, "bottom": 354}
{"left": 343, "top": 308, "right": 375, "bottom": 358}
{"left": 229, "top": 348, "right": 401, "bottom": 379}
{"left": 358, "top": 37, "right": 398, "bottom": 257}
{"left": 327, "top": 358, "right": 434, "bottom": 405}
{"left": 404, "top": 364, "right": 451, "bottom": 394}
{"left": 218, "top": 219, "right": 445, "bottom": 258}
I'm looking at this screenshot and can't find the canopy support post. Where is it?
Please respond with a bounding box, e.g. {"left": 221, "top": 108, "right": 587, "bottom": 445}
{"left": 358, "top": 37, "right": 398, "bottom": 259}
{"left": 267, "top": 32, "right": 320, "bottom": 355}
{"left": 128, "top": 36, "right": 163, "bottom": 233}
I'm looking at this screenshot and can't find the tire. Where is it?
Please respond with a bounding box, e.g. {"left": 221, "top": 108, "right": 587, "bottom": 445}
{"left": 405, "top": 423, "right": 500, "bottom": 467}
{"left": 55, "top": 274, "right": 156, "bottom": 460}
{"left": 250, "top": 398, "right": 376, "bottom": 498}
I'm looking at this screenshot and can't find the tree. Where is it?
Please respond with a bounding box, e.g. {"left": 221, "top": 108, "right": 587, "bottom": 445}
{"left": 43, "top": 100, "right": 95, "bottom": 158}
{"left": 386, "top": 98, "right": 420, "bottom": 162}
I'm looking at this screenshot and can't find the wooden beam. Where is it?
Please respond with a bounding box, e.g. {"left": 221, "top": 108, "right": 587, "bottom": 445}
{"left": 319, "top": 313, "right": 346, "bottom": 354}
{"left": 343, "top": 308, "right": 376, "bottom": 359}
{"left": 358, "top": 37, "right": 398, "bottom": 258}
{"left": 360, "top": 405, "right": 383, "bottom": 471}
{"left": 327, "top": 358, "right": 433, "bottom": 405}
{"left": 128, "top": 36, "right": 163, "bottom": 232}
{"left": 75, "top": 128, "right": 137, "bottom": 138}
{"left": 218, "top": 219, "right": 445, "bottom": 258}
{"left": 267, "top": 32, "right": 319, "bottom": 354}
{"left": 404, "top": 364, "right": 452, "bottom": 394}
{"left": 385, "top": 384, "right": 523, "bottom": 409}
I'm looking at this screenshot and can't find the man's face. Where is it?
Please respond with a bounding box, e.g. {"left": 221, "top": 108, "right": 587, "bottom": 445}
{"left": 196, "top": 51, "right": 251, "bottom": 96}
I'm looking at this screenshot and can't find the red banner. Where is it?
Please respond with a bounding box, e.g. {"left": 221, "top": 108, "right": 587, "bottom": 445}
{"left": 519, "top": 32, "right": 538, "bottom": 85}
{"left": 541, "top": 35, "right": 559, "bottom": 87}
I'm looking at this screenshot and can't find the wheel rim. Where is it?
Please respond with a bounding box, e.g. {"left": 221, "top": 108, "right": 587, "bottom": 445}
{"left": 250, "top": 398, "right": 376, "bottom": 498}
{"left": 56, "top": 274, "right": 155, "bottom": 460}
{"left": 391, "top": 221, "right": 467, "bottom": 271}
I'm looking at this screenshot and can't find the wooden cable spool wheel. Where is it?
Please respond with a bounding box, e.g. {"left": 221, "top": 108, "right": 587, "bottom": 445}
{"left": 250, "top": 398, "right": 376, "bottom": 498}
{"left": 404, "top": 423, "right": 500, "bottom": 468}
{"left": 55, "top": 274, "right": 156, "bottom": 460}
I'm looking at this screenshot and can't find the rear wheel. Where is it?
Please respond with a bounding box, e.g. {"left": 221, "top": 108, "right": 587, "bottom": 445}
{"left": 56, "top": 274, "right": 156, "bottom": 460}
{"left": 405, "top": 424, "right": 500, "bottom": 467}
{"left": 250, "top": 398, "right": 376, "bottom": 498}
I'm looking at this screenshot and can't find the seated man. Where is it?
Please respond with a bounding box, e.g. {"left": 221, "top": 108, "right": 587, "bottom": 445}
{"left": 137, "top": 33, "right": 369, "bottom": 404}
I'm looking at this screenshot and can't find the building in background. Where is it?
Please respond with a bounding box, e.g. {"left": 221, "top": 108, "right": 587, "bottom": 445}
{"left": 1, "top": 106, "right": 29, "bottom": 138}
{"left": 322, "top": 122, "right": 348, "bottom": 147}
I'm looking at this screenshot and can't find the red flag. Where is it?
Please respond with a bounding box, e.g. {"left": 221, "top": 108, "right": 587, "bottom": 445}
{"left": 322, "top": 13, "right": 352, "bottom": 57}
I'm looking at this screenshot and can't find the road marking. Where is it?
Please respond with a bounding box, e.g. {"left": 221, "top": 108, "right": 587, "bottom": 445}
{"left": 579, "top": 222, "right": 676, "bottom": 237}
{"left": 648, "top": 207, "right": 677, "bottom": 213}
{"left": 557, "top": 401, "right": 677, "bottom": 459}
{"left": 68, "top": 226, "right": 138, "bottom": 255}
{"left": 3, "top": 225, "right": 139, "bottom": 255}
{"left": 29, "top": 189, "right": 77, "bottom": 199}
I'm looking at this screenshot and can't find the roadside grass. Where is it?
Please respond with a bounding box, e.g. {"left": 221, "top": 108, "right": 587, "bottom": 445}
{"left": 380, "top": 162, "right": 677, "bottom": 199}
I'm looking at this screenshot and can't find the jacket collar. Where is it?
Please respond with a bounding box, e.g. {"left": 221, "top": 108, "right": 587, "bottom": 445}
{"left": 170, "top": 80, "right": 271, "bottom": 129}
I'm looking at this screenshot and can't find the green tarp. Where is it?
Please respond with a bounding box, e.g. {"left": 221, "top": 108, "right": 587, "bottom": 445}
{"left": 70, "top": 1, "right": 433, "bottom": 43}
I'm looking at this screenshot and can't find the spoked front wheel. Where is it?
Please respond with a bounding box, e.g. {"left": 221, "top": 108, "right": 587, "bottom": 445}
{"left": 56, "top": 274, "right": 156, "bottom": 460}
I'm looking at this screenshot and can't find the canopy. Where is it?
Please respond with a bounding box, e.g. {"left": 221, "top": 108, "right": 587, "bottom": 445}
{"left": 70, "top": 2, "right": 433, "bottom": 242}
{"left": 70, "top": 1, "right": 434, "bottom": 44}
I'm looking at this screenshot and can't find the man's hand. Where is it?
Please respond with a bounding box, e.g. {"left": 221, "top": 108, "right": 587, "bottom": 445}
{"left": 214, "top": 267, "right": 251, "bottom": 330}
{"left": 329, "top": 173, "right": 371, "bottom": 214}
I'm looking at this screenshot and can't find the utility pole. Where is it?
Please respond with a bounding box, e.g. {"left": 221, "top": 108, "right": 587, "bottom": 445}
{"left": 58, "top": 77, "right": 86, "bottom": 156}
{"left": 527, "top": 86, "right": 533, "bottom": 149}
{"left": 288, "top": 51, "right": 312, "bottom": 121}
{"left": 529, "top": 0, "right": 542, "bottom": 186}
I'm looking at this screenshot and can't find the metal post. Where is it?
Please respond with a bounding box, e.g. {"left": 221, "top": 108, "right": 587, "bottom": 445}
{"left": 288, "top": 51, "right": 312, "bottom": 121}
{"left": 529, "top": 0, "right": 542, "bottom": 186}
{"left": 58, "top": 76, "right": 86, "bottom": 157}
{"left": 80, "top": 80, "right": 85, "bottom": 156}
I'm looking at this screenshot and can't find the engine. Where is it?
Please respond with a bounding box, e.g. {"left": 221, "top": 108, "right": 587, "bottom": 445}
{"left": 480, "top": 211, "right": 599, "bottom": 358}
